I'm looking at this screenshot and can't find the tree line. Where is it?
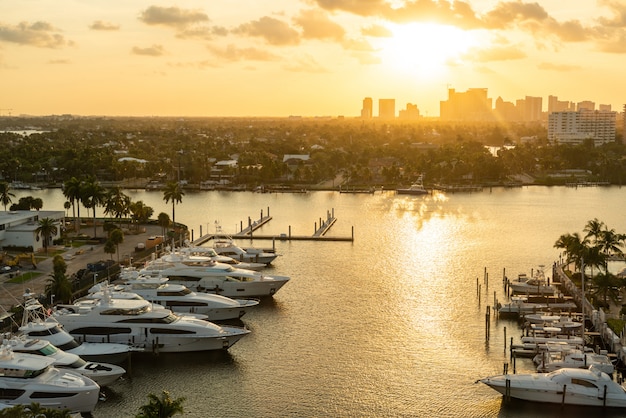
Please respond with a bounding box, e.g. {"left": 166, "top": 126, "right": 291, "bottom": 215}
{"left": 554, "top": 218, "right": 626, "bottom": 308}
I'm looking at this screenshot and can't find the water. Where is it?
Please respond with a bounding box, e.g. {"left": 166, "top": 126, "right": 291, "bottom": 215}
{"left": 12, "top": 185, "right": 626, "bottom": 417}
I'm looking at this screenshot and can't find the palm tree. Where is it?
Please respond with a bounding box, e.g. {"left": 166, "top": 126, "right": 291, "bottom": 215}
{"left": 105, "top": 186, "right": 131, "bottom": 228}
{"left": 135, "top": 390, "right": 185, "bottom": 418}
{"left": 158, "top": 212, "right": 171, "bottom": 238}
{"left": 63, "top": 177, "right": 83, "bottom": 232}
{"left": 130, "top": 201, "right": 154, "bottom": 231}
{"left": 584, "top": 218, "right": 605, "bottom": 245}
{"left": 45, "top": 255, "right": 73, "bottom": 304}
{"left": 109, "top": 228, "right": 124, "bottom": 263}
{"left": 0, "top": 181, "right": 15, "bottom": 210}
{"left": 35, "top": 217, "right": 58, "bottom": 255}
{"left": 162, "top": 181, "right": 184, "bottom": 226}
{"left": 81, "top": 176, "right": 106, "bottom": 238}
{"left": 554, "top": 232, "right": 588, "bottom": 271}
{"left": 591, "top": 271, "right": 622, "bottom": 308}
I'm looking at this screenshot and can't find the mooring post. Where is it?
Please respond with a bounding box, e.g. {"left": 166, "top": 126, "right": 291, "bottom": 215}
{"left": 289, "top": 225, "right": 291, "bottom": 238}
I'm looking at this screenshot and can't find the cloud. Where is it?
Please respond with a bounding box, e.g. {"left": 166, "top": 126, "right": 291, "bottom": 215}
{"left": 361, "top": 24, "right": 392, "bottom": 37}
{"left": 139, "top": 6, "right": 209, "bottom": 28}
{"left": 234, "top": 16, "right": 300, "bottom": 45}
{"left": 48, "top": 59, "right": 70, "bottom": 64}
{"left": 207, "top": 44, "right": 280, "bottom": 61}
{"left": 293, "top": 9, "right": 345, "bottom": 41}
{"left": 0, "top": 21, "right": 69, "bottom": 48}
{"left": 89, "top": 21, "right": 120, "bottom": 31}
{"left": 537, "top": 62, "right": 581, "bottom": 71}
{"left": 283, "top": 53, "right": 328, "bottom": 72}
{"left": 597, "top": 1, "right": 626, "bottom": 27}
{"left": 465, "top": 45, "right": 526, "bottom": 62}
{"left": 131, "top": 44, "right": 165, "bottom": 56}
{"left": 382, "top": 0, "right": 482, "bottom": 29}
{"left": 313, "top": 0, "right": 386, "bottom": 16}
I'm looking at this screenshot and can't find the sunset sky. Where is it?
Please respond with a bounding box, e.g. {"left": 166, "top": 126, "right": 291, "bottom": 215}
{"left": 1, "top": 1, "right": 625, "bottom": 118}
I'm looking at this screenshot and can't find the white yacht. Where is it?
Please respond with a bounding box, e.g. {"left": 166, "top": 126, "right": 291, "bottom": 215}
{"left": 91, "top": 275, "right": 259, "bottom": 321}
{"left": 19, "top": 296, "right": 138, "bottom": 365}
{"left": 2, "top": 335, "right": 125, "bottom": 387}
{"left": 211, "top": 235, "right": 279, "bottom": 265}
{"left": 50, "top": 290, "right": 250, "bottom": 353}
{"left": 137, "top": 254, "right": 290, "bottom": 298}
{"left": 479, "top": 366, "right": 626, "bottom": 407}
{"left": 177, "top": 245, "right": 266, "bottom": 271}
{"left": 0, "top": 345, "right": 100, "bottom": 414}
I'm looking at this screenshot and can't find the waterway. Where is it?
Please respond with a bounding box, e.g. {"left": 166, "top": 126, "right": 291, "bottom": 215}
{"left": 10, "top": 185, "right": 626, "bottom": 417}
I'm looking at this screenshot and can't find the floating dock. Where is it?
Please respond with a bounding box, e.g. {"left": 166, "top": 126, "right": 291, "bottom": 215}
{"left": 191, "top": 207, "right": 353, "bottom": 245}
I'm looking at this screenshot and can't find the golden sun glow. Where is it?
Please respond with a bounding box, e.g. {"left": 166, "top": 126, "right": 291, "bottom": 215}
{"left": 380, "top": 23, "right": 477, "bottom": 78}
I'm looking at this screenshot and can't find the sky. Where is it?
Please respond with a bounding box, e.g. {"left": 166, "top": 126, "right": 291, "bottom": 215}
{"left": 1, "top": 1, "right": 625, "bottom": 118}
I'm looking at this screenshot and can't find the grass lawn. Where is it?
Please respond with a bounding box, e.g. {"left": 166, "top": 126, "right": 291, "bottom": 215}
{"left": 7, "top": 271, "right": 43, "bottom": 284}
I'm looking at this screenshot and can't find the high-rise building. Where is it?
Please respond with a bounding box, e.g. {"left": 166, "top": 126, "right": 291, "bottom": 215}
{"left": 548, "top": 95, "right": 574, "bottom": 112}
{"left": 520, "top": 96, "right": 543, "bottom": 121}
{"left": 548, "top": 109, "right": 616, "bottom": 146}
{"left": 577, "top": 101, "right": 595, "bottom": 111}
{"left": 398, "top": 103, "right": 420, "bottom": 120}
{"left": 440, "top": 88, "right": 493, "bottom": 121}
{"left": 361, "top": 97, "right": 373, "bottom": 119}
{"left": 378, "top": 99, "right": 396, "bottom": 119}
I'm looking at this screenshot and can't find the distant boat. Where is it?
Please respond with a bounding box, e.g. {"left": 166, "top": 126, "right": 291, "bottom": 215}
{"left": 396, "top": 175, "right": 428, "bottom": 195}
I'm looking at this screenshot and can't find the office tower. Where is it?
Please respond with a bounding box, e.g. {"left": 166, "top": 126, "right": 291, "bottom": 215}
{"left": 361, "top": 97, "right": 373, "bottom": 119}
{"left": 440, "top": 88, "right": 493, "bottom": 121}
{"left": 378, "top": 99, "right": 396, "bottom": 119}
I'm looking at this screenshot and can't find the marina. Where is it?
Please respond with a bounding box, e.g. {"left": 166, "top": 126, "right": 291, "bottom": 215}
{"left": 2, "top": 186, "right": 626, "bottom": 417}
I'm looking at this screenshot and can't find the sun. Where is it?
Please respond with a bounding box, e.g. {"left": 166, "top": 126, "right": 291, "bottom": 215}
{"left": 379, "top": 23, "right": 477, "bottom": 78}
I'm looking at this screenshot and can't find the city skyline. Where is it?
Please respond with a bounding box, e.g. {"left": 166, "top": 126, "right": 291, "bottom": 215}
{"left": 1, "top": 1, "right": 625, "bottom": 118}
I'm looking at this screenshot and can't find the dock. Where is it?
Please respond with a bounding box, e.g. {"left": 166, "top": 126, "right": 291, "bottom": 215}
{"left": 190, "top": 207, "right": 353, "bottom": 245}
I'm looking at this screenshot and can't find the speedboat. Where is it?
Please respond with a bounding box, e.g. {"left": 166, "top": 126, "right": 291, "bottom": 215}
{"left": 479, "top": 366, "right": 626, "bottom": 407}
{"left": 177, "top": 245, "right": 266, "bottom": 271}
{"left": 2, "top": 335, "right": 125, "bottom": 387}
{"left": 211, "top": 235, "right": 279, "bottom": 265}
{"left": 51, "top": 290, "right": 250, "bottom": 353}
{"left": 19, "top": 295, "right": 138, "bottom": 364}
{"left": 138, "top": 254, "right": 290, "bottom": 298}
{"left": 534, "top": 345, "right": 614, "bottom": 375}
{"left": 90, "top": 275, "right": 259, "bottom": 321}
{"left": 508, "top": 267, "right": 557, "bottom": 295}
{"left": 0, "top": 345, "right": 100, "bottom": 414}
{"left": 396, "top": 175, "right": 428, "bottom": 195}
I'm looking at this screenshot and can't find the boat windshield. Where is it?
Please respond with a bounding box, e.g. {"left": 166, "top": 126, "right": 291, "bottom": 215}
{"left": 0, "top": 365, "right": 50, "bottom": 379}
{"left": 100, "top": 305, "right": 151, "bottom": 316}
{"left": 37, "top": 343, "right": 58, "bottom": 356}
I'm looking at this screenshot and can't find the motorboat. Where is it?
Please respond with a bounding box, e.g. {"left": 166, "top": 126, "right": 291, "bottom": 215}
{"left": 508, "top": 266, "right": 558, "bottom": 295}
{"left": 211, "top": 235, "right": 279, "bottom": 265}
{"left": 534, "top": 344, "right": 614, "bottom": 374}
{"left": 0, "top": 345, "right": 100, "bottom": 414}
{"left": 177, "top": 245, "right": 266, "bottom": 271}
{"left": 396, "top": 174, "right": 428, "bottom": 195}
{"left": 137, "top": 254, "right": 290, "bottom": 298}
{"left": 90, "top": 274, "right": 259, "bottom": 321}
{"left": 498, "top": 296, "right": 576, "bottom": 317}
{"left": 50, "top": 290, "right": 250, "bottom": 353}
{"left": 2, "top": 335, "right": 125, "bottom": 387}
{"left": 19, "top": 295, "right": 138, "bottom": 364}
{"left": 479, "top": 366, "right": 626, "bottom": 407}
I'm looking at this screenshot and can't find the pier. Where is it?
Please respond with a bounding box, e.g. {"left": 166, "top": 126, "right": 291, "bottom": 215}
{"left": 191, "top": 207, "right": 353, "bottom": 245}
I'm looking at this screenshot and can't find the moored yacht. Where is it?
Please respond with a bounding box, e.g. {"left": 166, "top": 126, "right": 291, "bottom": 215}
{"left": 479, "top": 366, "right": 626, "bottom": 407}
{"left": 51, "top": 290, "right": 250, "bottom": 353}
{"left": 91, "top": 274, "right": 259, "bottom": 321}
{"left": 177, "top": 245, "right": 266, "bottom": 271}
{"left": 138, "top": 254, "right": 290, "bottom": 298}
{"left": 0, "top": 345, "right": 100, "bottom": 414}
{"left": 19, "top": 295, "right": 138, "bottom": 365}
{"left": 2, "top": 335, "right": 125, "bottom": 387}
{"left": 211, "top": 235, "right": 279, "bottom": 265}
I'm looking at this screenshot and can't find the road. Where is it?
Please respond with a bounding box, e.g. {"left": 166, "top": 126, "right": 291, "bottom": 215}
{"left": 0, "top": 223, "right": 164, "bottom": 311}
